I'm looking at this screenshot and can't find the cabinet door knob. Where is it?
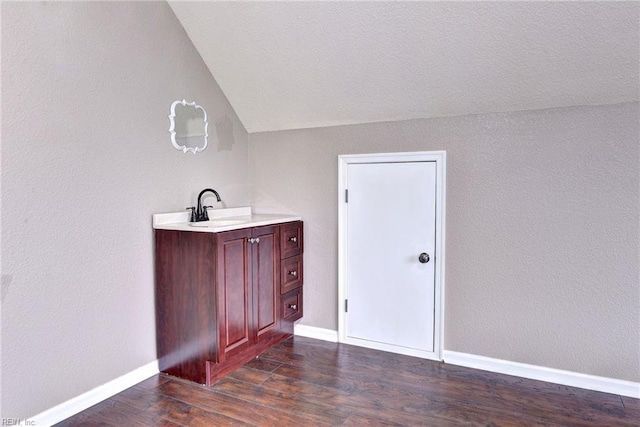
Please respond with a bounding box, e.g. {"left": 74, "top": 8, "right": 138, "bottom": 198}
{"left": 255, "top": 237, "right": 260, "bottom": 243}
{"left": 289, "top": 236, "right": 297, "bottom": 243}
{"left": 289, "top": 270, "right": 297, "bottom": 277}
{"left": 418, "top": 252, "right": 430, "bottom": 264}
{"left": 247, "top": 238, "right": 255, "bottom": 244}
{"left": 288, "top": 304, "right": 297, "bottom": 310}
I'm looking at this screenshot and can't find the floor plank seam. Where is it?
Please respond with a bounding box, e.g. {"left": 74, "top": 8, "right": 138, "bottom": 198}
{"left": 619, "top": 395, "right": 627, "bottom": 409}
{"left": 155, "top": 387, "right": 260, "bottom": 427}
{"left": 208, "top": 382, "right": 315, "bottom": 421}
{"left": 255, "top": 371, "right": 275, "bottom": 387}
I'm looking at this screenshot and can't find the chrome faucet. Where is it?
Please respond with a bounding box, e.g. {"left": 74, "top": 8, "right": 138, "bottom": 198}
{"left": 188, "top": 188, "right": 222, "bottom": 222}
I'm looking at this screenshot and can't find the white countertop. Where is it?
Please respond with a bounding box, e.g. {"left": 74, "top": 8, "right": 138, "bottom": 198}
{"left": 152, "top": 207, "right": 301, "bottom": 233}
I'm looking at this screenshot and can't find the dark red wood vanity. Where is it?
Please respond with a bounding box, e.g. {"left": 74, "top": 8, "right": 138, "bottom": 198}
{"left": 154, "top": 221, "right": 303, "bottom": 385}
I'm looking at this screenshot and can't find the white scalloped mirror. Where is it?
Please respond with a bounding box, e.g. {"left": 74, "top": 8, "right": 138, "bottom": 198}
{"left": 168, "top": 99, "right": 208, "bottom": 154}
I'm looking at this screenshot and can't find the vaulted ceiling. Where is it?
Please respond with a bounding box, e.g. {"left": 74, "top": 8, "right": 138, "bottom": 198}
{"left": 169, "top": 1, "right": 639, "bottom": 133}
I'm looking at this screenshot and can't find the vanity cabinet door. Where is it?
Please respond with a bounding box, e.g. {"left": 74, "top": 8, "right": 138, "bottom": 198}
{"left": 216, "top": 228, "right": 253, "bottom": 361}
{"left": 216, "top": 225, "right": 281, "bottom": 358}
{"left": 251, "top": 225, "right": 280, "bottom": 342}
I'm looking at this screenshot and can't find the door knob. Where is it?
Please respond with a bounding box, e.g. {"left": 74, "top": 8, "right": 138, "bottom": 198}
{"left": 418, "top": 253, "right": 430, "bottom": 264}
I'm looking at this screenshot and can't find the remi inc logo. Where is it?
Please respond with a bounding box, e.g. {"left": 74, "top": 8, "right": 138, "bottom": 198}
{"left": 1, "top": 420, "right": 35, "bottom": 426}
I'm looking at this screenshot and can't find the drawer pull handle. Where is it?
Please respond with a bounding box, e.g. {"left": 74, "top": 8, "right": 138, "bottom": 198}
{"left": 288, "top": 304, "right": 297, "bottom": 310}
{"left": 289, "top": 270, "right": 297, "bottom": 277}
{"left": 289, "top": 236, "right": 297, "bottom": 243}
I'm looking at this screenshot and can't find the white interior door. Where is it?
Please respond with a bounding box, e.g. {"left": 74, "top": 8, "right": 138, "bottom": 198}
{"left": 338, "top": 152, "right": 446, "bottom": 360}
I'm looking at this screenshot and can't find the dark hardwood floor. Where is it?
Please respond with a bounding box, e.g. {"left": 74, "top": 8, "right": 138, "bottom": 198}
{"left": 57, "top": 336, "right": 639, "bottom": 426}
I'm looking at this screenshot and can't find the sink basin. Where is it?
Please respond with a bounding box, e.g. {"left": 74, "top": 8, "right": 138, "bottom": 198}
{"left": 189, "top": 219, "right": 249, "bottom": 228}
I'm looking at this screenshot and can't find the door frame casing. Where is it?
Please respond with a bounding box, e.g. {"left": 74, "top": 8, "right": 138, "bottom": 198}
{"left": 337, "top": 151, "right": 447, "bottom": 361}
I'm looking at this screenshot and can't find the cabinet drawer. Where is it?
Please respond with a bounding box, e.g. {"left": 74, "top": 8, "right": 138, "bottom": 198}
{"left": 282, "top": 287, "right": 303, "bottom": 321}
{"left": 280, "top": 254, "right": 303, "bottom": 294}
{"left": 280, "top": 221, "right": 303, "bottom": 259}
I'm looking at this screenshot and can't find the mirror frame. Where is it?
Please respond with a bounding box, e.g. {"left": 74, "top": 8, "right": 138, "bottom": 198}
{"left": 168, "top": 99, "right": 209, "bottom": 154}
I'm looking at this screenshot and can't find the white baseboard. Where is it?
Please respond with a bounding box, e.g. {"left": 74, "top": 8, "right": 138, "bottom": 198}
{"left": 444, "top": 350, "right": 640, "bottom": 398}
{"left": 29, "top": 360, "right": 159, "bottom": 426}
{"left": 294, "top": 324, "right": 338, "bottom": 342}
{"left": 291, "top": 328, "right": 639, "bottom": 398}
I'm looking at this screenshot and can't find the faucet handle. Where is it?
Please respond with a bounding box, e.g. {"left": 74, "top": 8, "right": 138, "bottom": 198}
{"left": 201, "top": 206, "right": 212, "bottom": 221}
{"left": 203, "top": 206, "right": 215, "bottom": 219}
{"left": 186, "top": 207, "right": 196, "bottom": 222}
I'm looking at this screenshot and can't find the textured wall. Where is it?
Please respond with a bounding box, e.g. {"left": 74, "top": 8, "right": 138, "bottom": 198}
{"left": 1, "top": 2, "right": 249, "bottom": 418}
{"left": 249, "top": 102, "right": 640, "bottom": 382}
